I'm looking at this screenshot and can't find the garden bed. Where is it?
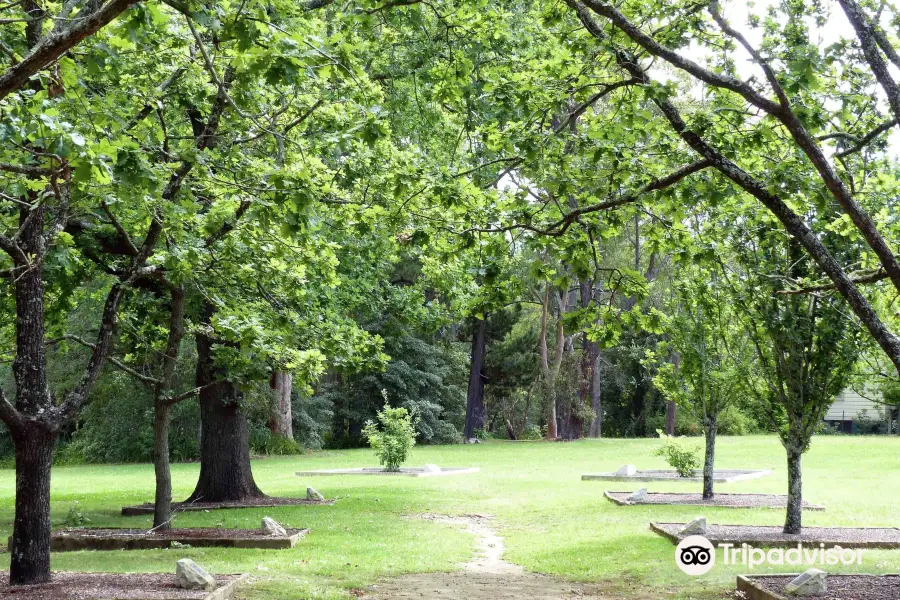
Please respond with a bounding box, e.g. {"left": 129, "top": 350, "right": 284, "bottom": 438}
{"left": 651, "top": 522, "right": 900, "bottom": 548}
{"left": 121, "top": 496, "right": 333, "bottom": 516}
{"left": 0, "top": 572, "right": 248, "bottom": 599}
{"left": 42, "top": 527, "right": 308, "bottom": 551}
{"left": 295, "top": 466, "right": 479, "bottom": 477}
{"left": 736, "top": 573, "right": 900, "bottom": 600}
{"left": 604, "top": 491, "right": 825, "bottom": 510}
{"left": 582, "top": 469, "right": 770, "bottom": 483}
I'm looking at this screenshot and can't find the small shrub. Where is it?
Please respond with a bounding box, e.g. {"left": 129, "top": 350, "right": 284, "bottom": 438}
{"left": 362, "top": 399, "right": 417, "bottom": 472}
{"left": 62, "top": 503, "right": 90, "bottom": 527}
{"left": 652, "top": 430, "right": 701, "bottom": 477}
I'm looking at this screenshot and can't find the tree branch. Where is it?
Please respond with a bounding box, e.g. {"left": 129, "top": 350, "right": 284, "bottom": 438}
{"left": 0, "top": 386, "right": 24, "bottom": 431}
{"left": 564, "top": 0, "right": 900, "bottom": 371}
{"left": 777, "top": 268, "right": 890, "bottom": 295}
{"left": 53, "top": 334, "right": 161, "bottom": 385}
{"left": 469, "top": 158, "right": 712, "bottom": 236}
{"left": 578, "top": 0, "right": 783, "bottom": 114}
{"left": 0, "top": 0, "right": 139, "bottom": 101}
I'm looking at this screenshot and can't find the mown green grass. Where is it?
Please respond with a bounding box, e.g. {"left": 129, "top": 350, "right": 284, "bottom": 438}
{"left": 0, "top": 435, "right": 898, "bottom": 598}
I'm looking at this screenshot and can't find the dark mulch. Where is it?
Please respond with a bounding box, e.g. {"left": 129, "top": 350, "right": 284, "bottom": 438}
{"left": 652, "top": 522, "right": 900, "bottom": 548}
{"left": 46, "top": 527, "right": 307, "bottom": 551}
{"left": 743, "top": 574, "right": 900, "bottom": 600}
{"left": 59, "top": 527, "right": 298, "bottom": 540}
{"left": 122, "top": 496, "right": 332, "bottom": 516}
{"left": 0, "top": 572, "right": 245, "bottom": 599}
{"left": 605, "top": 491, "right": 825, "bottom": 510}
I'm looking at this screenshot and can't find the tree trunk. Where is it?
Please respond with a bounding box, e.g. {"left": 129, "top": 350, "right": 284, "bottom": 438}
{"left": 784, "top": 443, "right": 804, "bottom": 534}
{"left": 269, "top": 371, "right": 293, "bottom": 439}
{"left": 186, "top": 306, "right": 264, "bottom": 503}
{"left": 153, "top": 287, "right": 184, "bottom": 529}
{"left": 9, "top": 426, "right": 55, "bottom": 585}
{"left": 666, "top": 401, "right": 677, "bottom": 436}
{"left": 702, "top": 416, "right": 717, "bottom": 500}
{"left": 588, "top": 350, "right": 602, "bottom": 437}
{"left": 8, "top": 202, "right": 55, "bottom": 586}
{"left": 464, "top": 317, "right": 487, "bottom": 439}
{"left": 152, "top": 401, "right": 172, "bottom": 529}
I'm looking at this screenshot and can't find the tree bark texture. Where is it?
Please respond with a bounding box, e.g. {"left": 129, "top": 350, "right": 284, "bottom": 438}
{"left": 464, "top": 317, "right": 487, "bottom": 439}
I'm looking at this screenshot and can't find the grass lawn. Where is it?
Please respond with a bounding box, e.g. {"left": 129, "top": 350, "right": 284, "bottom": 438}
{"left": 0, "top": 435, "right": 898, "bottom": 599}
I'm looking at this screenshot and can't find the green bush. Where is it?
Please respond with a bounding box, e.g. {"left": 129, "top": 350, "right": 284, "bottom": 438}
{"left": 249, "top": 425, "right": 303, "bottom": 456}
{"left": 362, "top": 400, "right": 417, "bottom": 471}
{"left": 717, "top": 406, "right": 759, "bottom": 435}
{"left": 645, "top": 411, "right": 701, "bottom": 437}
{"left": 520, "top": 424, "right": 543, "bottom": 440}
{"left": 652, "top": 430, "right": 701, "bottom": 477}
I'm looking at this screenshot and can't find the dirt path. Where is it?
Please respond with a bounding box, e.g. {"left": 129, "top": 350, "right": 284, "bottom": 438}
{"left": 358, "top": 514, "right": 621, "bottom": 599}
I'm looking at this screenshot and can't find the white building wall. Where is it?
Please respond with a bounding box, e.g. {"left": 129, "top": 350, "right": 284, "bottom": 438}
{"left": 824, "top": 388, "right": 882, "bottom": 422}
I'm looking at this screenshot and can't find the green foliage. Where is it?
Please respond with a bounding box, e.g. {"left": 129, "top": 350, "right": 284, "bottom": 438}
{"left": 64, "top": 372, "right": 200, "bottom": 464}
{"left": 652, "top": 430, "right": 701, "bottom": 477}
{"left": 362, "top": 400, "right": 417, "bottom": 472}
{"left": 249, "top": 426, "right": 303, "bottom": 456}
{"left": 716, "top": 406, "right": 760, "bottom": 436}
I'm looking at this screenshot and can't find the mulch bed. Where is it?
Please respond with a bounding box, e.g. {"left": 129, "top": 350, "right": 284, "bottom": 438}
{"left": 652, "top": 522, "right": 900, "bottom": 548}
{"left": 295, "top": 466, "right": 480, "bottom": 477}
{"left": 737, "top": 574, "right": 900, "bottom": 600}
{"left": 0, "top": 572, "right": 247, "bottom": 600}
{"left": 605, "top": 491, "right": 825, "bottom": 510}
{"left": 122, "top": 496, "right": 333, "bottom": 516}
{"left": 582, "top": 469, "right": 770, "bottom": 483}
{"left": 44, "top": 527, "right": 308, "bottom": 551}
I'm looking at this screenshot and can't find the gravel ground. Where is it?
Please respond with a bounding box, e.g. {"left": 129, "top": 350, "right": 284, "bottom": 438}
{"left": 56, "top": 527, "right": 303, "bottom": 540}
{"left": 748, "top": 574, "right": 900, "bottom": 599}
{"left": 0, "top": 572, "right": 242, "bottom": 599}
{"left": 654, "top": 523, "right": 900, "bottom": 547}
{"left": 606, "top": 491, "right": 824, "bottom": 509}
{"left": 295, "top": 467, "right": 478, "bottom": 476}
{"left": 122, "top": 496, "right": 331, "bottom": 514}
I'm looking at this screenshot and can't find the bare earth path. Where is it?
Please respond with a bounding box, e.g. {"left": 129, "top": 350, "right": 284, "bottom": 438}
{"left": 359, "top": 514, "right": 626, "bottom": 599}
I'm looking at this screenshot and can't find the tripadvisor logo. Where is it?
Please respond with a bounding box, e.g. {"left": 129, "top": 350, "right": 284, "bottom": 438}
{"left": 675, "top": 536, "right": 865, "bottom": 575}
{"left": 676, "top": 535, "right": 715, "bottom": 576}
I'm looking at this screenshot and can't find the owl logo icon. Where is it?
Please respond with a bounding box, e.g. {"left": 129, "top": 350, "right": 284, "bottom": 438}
{"left": 675, "top": 535, "right": 716, "bottom": 575}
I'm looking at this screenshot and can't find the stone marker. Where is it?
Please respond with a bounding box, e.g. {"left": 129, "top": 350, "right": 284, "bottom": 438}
{"left": 307, "top": 487, "right": 326, "bottom": 502}
{"left": 262, "top": 516, "right": 287, "bottom": 536}
{"left": 615, "top": 465, "right": 637, "bottom": 476}
{"left": 176, "top": 558, "right": 216, "bottom": 591}
{"left": 785, "top": 568, "right": 827, "bottom": 596}
{"left": 423, "top": 464, "right": 442, "bottom": 473}
{"left": 626, "top": 488, "right": 648, "bottom": 502}
{"left": 678, "top": 517, "right": 707, "bottom": 536}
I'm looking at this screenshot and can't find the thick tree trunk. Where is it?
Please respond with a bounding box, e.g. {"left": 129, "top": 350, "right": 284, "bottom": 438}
{"left": 702, "top": 416, "right": 717, "bottom": 500}
{"left": 186, "top": 307, "right": 263, "bottom": 503}
{"left": 9, "top": 426, "right": 55, "bottom": 585}
{"left": 269, "top": 371, "right": 293, "bottom": 439}
{"left": 464, "top": 317, "right": 487, "bottom": 439}
{"left": 784, "top": 443, "right": 803, "bottom": 534}
{"left": 7, "top": 202, "right": 55, "bottom": 586}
